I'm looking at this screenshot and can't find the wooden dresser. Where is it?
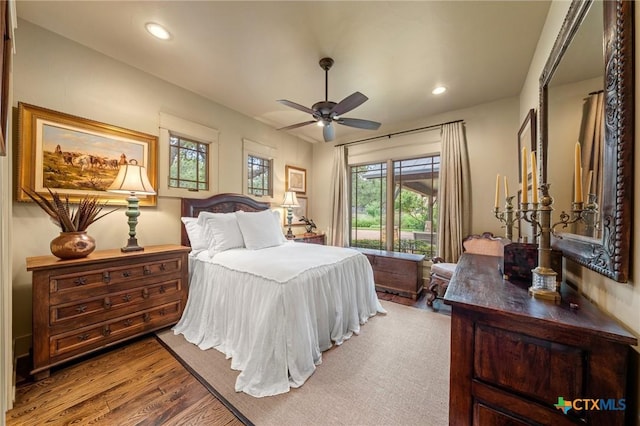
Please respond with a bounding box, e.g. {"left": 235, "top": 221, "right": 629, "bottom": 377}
{"left": 354, "top": 248, "right": 425, "bottom": 299}
{"left": 27, "top": 244, "right": 190, "bottom": 380}
{"left": 444, "top": 253, "right": 637, "bottom": 425}
{"left": 293, "top": 233, "right": 326, "bottom": 245}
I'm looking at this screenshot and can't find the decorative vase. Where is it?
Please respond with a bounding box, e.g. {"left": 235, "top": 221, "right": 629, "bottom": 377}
{"left": 50, "top": 231, "right": 96, "bottom": 260}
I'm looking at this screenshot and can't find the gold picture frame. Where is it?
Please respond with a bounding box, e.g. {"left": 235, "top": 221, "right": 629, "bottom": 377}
{"left": 285, "top": 165, "right": 306, "bottom": 194}
{"left": 17, "top": 103, "right": 157, "bottom": 205}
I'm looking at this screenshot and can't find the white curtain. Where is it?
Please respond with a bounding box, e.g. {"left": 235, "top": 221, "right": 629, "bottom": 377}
{"left": 437, "top": 122, "right": 471, "bottom": 262}
{"left": 330, "top": 145, "right": 349, "bottom": 247}
{"left": 579, "top": 91, "right": 604, "bottom": 202}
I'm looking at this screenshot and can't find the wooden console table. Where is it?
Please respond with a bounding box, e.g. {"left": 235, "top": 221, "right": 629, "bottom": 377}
{"left": 444, "top": 253, "right": 637, "bottom": 425}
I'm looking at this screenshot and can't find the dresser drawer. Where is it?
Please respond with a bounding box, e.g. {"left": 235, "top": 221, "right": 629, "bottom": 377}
{"left": 49, "top": 257, "right": 183, "bottom": 301}
{"left": 50, "top": 279, "right": 183, "bottom": 327}
{"left": 50, "top": 300, "right": 182, "bottom": 359}
{"left": 474, "top": 324, "right": 584, "bottom": 404}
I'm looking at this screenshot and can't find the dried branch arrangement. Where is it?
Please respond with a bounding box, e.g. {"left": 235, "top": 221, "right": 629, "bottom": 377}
{"left": 22, "top": 187, "right": 118, "bottom": 232}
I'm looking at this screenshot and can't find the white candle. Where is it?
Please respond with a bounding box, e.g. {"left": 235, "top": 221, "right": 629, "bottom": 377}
{"left": 495, "top": 174, "right": 500, "bottom": 208}
{"left": 521, "top": 147, "right": 528, "bottom": 204}
{"left": 574, "top": 142, "right": 582, "bottom": 203}
{"left": 586, "top": 169, "right": 594, "bottom": 198}
{"left": 531, "top": 152, "right": 538, "bottom": 203}
{"left": 504, "top": 176, "right": 509, "bottom": 200}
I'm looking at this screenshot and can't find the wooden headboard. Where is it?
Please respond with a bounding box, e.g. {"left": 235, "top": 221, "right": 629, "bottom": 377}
{"left": 180, "top": 193, "right": 271, "bottom": 246}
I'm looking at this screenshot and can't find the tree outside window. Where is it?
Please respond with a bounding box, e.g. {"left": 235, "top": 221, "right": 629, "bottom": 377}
{"left": 169, "top": 134, "right": 209, "bottom": 190}
{"left": 247, "top": 154, "right": 272, "bottom": 197}
{"left": 350, "top": 155, "right": 439, "bottom": 257}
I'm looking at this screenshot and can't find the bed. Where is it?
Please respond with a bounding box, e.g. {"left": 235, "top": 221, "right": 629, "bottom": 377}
{"left": 173, "top": 193, "right": 385, "bottom": 397}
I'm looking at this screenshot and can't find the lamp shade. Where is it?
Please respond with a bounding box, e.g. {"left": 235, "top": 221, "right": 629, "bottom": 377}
{"left": 108, "top": 161, "right": 156, "bottom": 195}
{"left": 281, "top": 191, "right": 299, "bottom": 207}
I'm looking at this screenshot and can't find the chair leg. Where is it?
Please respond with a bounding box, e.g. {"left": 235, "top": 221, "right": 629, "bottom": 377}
{"left": 427, "top": 275, "right": 450, "bottom": 309}
{"left": 426, "top": 276, "right": 438, "bottom": 307}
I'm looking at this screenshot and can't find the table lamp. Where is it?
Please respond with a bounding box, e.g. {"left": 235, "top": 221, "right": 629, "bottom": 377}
{"left": 107, "top": 159, "right": 156, "bottom": 252}
{"left": 281, "top": 191, "right": 299, "bottom": 239}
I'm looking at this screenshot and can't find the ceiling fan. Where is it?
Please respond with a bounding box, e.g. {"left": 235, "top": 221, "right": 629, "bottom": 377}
{"left": 277, "top": 57, "right": 381, "bottom": 142}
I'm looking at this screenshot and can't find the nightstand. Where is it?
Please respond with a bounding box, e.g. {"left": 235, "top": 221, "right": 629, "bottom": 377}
{"left": 293, "top": 233, "right": 326, "bottom": 245}
{"left": 26, "top": 244, "right": 190, "bottom": 380}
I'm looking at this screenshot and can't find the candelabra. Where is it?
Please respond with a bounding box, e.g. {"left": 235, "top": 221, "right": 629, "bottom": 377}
{"left": 492, "top": 183, "right": 560, "bottom": 303}
{"left": 528, "top": 183, "right": 560, "bottom": 303}
{"left": 493, "top": 196, "right": 540, "bottom": 242}
{"left": 552, "top": 193, "right": 600, "bottom": 239}
{"left": 493, "top": 196, "right": 517, "bottom": 241}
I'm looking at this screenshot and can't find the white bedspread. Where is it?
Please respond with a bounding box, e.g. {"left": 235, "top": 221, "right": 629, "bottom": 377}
{"left": 173, "top": 242, "right": 385, "bottom": 397}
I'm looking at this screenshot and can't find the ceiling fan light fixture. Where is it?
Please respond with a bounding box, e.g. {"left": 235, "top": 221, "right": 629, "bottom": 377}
{"left": 277, "top": 57, "right": 381, "bottom": 142}
{"left": 145, "top": 22, "right": 171, "bottom": 40}
{"left": 432, "top": 86, "right": 447, "bottom": 95}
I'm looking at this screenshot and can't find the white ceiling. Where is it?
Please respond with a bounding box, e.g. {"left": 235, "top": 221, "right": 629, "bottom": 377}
{"left": 16, "top": 1, "right": 551, "bottom": 143}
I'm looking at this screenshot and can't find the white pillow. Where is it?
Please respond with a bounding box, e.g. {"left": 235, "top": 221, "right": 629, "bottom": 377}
{"left": 181, "top": 217, "right": 207, "bottom": 253}
{"left": 197, "top": 212, "right": 245, "bottom": 256}
{"left": 236, "top": 209, "right": 286, "bottom": 250}
{"left": 271, "top": 209, "right": 288, "bottom": 244}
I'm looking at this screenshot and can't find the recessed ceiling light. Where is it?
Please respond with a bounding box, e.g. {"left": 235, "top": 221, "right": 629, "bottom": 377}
{"left": 432, "top": 86, "right": 447, "bottom": 95}
{"left": 145, "top": 22, "right": 171, "bottom": 40}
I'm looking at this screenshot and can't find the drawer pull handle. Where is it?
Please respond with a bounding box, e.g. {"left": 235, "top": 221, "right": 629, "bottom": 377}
{"left": 102, "top": 326, "right": 111, "bottom": 337}
{"left": 102, "top": 271, "right": 111, "bottom": 283}
{"left": 159, "top": 285, "right": 166, "bottom": 294}
{"left": 142, "top": 288, "right": 149, "bottom": 299}
{"left": 143, "top": 266, "right": 151, "bottom": 275}
{"left": 122, "top": 271, "right": 131, "bottom": 278}
{"left": 160, "top": 263, "right": 166, "bottom": 271}
{"left": 77, "top": 334, "right": 89, "bottom": 341}
{"left": 74, "top": 277, "right": 87, "bottom": 286}
{"left": 122, "top": 294, "right": 132, "bottom": 302}
{"left": 103, "top": 298, "right": 112, "bottom": 309}
{"left": 123, "top": 319, "right": 133, "bottom": 327}
{"left": 159, "top": 308, "right": 166, "bottom": 316}
{"left": 75, "top": 305, "right": 87, "bottom": 313}
{"left": 143, "top": 313, "right": 151, "bottom": 322}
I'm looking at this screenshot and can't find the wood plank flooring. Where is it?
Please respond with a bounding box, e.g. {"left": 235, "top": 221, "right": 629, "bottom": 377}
{"left": 6, "top": 291, "right": 435, "bottom": 425}
{"left": 6, "top": 337, "right": 243, "bottom": 426}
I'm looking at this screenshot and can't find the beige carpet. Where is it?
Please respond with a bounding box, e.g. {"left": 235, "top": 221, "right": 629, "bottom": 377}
{"left": 157, "top": 300, "right": 451, "bottom": 426}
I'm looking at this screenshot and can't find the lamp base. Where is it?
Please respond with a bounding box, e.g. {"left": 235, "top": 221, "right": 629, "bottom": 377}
{"left": 121, "top": 237, "right": 144, "bottom": 252}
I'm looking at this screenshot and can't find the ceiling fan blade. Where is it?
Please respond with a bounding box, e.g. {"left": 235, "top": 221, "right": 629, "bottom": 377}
{"left": 277, "top": 99, "right": 316, "bottom": 115}
{"left": 277, "top": 120, "right": 316, "bottom": 131}
{"left": 336, "top": 117, "right": 381, "bottom": 130}
{"left": 331, "top": 92, "right": 368, "bottom": 116}
{"left": 323, "top": 123, "right": 335, "bottom": 142}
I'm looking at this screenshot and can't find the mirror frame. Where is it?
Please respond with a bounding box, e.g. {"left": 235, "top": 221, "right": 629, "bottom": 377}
{"left": 539, "top": 0, "right": 634, "bottom": 283}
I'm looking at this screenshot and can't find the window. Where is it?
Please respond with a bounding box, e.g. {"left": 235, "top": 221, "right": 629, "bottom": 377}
{"left": 169, "top": 134, "right": 209, "bottom": 190}
{"left": 158, "top": 112, "right": 219, "bottom": 197}
{"left": 247, "top": 154, "right": 272, "bottom": 197}
{"left": 350, "top": 154, "right": 440, "bottom": 258}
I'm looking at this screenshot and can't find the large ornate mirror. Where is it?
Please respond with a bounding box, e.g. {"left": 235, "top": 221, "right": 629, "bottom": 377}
{"left": 539, "top": 0, "right": 634, "bottom": 283}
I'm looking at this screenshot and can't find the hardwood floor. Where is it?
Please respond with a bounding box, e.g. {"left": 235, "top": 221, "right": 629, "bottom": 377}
{"left": 6, "top": 291, "right": 439, "bottom": 425}
{"left": 6, "top": 337, "right": 242, "bottom": 426}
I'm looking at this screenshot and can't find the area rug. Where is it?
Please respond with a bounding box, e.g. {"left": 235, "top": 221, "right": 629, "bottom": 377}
{"left": 156, "top": 300, "right": 451, "bottom": 426}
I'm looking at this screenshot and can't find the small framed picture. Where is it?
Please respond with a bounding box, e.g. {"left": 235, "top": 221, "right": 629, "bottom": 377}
{"left": 518, "top": 109, "right": 536, "bottom": 181}
{"left": 285, "top": 165, "right": 306, "bottom": 194}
